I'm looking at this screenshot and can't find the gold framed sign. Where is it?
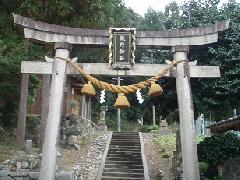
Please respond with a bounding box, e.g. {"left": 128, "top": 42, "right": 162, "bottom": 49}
{"left": 109, "top": 28, "right": 136, "bottom": 70}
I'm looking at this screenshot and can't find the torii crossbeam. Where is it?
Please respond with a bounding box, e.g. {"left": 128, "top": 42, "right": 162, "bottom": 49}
{"left": 13, "top": 14, "right": 229, "bottom": 180}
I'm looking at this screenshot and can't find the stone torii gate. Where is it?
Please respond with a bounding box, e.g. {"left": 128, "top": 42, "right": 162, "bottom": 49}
{"left": 13, "top": 14, "right": 229, "bottom": 180}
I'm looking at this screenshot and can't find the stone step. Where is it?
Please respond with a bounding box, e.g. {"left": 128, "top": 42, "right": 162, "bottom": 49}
{"left": 109, "top": 145, "right": 140, "bottom": 148}
{"left": 106, "top": 153, "right": 142, "bottom": 156}
{"left": 111, "top": 138, "right": 139, "bottom": 141}
{"left": 101, "top": 132, "right": 145, "bottom": 179}
{"left": 105, "top": 160, "right": 143, "bottom": 166}
{"left": 106, "top": 156, "right": 142, "bottom": 161}
{"left": 112, "top": 135, "right": 139, "bottom": 138}
{"left": 108, "top": 148, "right": 141, "bottom": 152}
{"left": 110, "top": 141, "right": 140, "bottom": 144}
{"left": 109, "top": 147, "right": 141, "bottom": 151}
{"left": 103, "top": 168, "right": 144, "bottom": 173}
{"left": 112, "top": 132, "right": 139, "bottom": 135}
{"left": 104, "top": 163, "right": 144, "bottom": 169}
{"left": 110, "top": 142, "right": 140, "bottom": 146}
{"left": 106, "top": 153, "right": 141, "bottom": 158}
{"left": 106, "top": 158, "right": 142, "bottom": 163}
{"left": 102, "top": 172, "right": 144, "bottom": 178}
{"left": 101, "top": 176, "right": 144, "bottom": 180}
{"left": 109, "top": 147, "right": 141, "bottom": 150}
{"left": 109, "top": 145, "right": 141, "bottom": 148}
{"left": 111, "top": 136, "right": 139, "bottom": 138}
{"left": 107, "top": 152, "right": 141, "bottom": 157}
{"left": 111, "top": 139, "right": 140, "bottom": 141}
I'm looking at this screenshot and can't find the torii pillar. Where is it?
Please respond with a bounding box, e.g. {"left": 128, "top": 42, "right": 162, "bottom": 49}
{"left": 39, "top": 43, "right": 71, "bottom": 180}
{"left": 173, "top": 45, "right": 200, "bottom": 180}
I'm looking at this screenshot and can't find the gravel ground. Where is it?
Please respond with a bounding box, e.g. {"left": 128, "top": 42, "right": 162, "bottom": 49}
{"left": 59, "top": 132, "right": 172, "bottom": 180}
{"left": 58, "top": 131, "right": 110, "bottom": 180}
{"left": 143, "top": 133, "right": 172, "bottom": 180}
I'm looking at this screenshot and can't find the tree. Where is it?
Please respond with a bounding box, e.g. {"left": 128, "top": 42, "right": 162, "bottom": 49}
{"left": 198, "top": 132, "right": 240, "bottom": 178}
{"left": 137, "top": 0, "right": 240, "bottom": 121}
{"left": 182, "top": 0, "right": 240, "bottom": 119}
{"left": 0, "top": 0, "right": 141, "bottom": 129}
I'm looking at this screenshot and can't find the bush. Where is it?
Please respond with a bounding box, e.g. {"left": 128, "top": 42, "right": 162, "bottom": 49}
{"left": 155, "top": 134, "right": 176, "bottom": 151}
{"left": 197, "top": 132, "right": 240, "bottom": 178}
{"left": 147, "top": 125, "right": 159, "bottom": 132}
{"left": 199, "top": 162, "right": 209, "bottom": 175}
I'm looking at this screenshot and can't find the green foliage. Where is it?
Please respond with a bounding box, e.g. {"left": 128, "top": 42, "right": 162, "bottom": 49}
{"left": 177, "top": 0, "right": 240, "bottom": 118}
{"left": 0, "top": 0, "right": 141, "bottom": 129}
{"left": 199, "top": 162, "right": 209, "bottom": 175}
{"left": 198, "top": 132, "right": 240, "bottom": 167}
{"left": 154, "top": 134, "right": 176, "bottom": 152}
{"left": 213, "top": 176, "right": 224, "bottom": 180}
{"left": 198, "top": 133, "right": 240, "bottom": 178}
{"left": 154, "top": 134, "right": 176, "bottom": 160}
{"left": 147, "top": 125, "right": 159, "bottom": 132}
{"left": 0, "top": 129, "right": 15, "bottom": 163}
{"left": 137, "top": 0, "right": 240, "bottom": 121}
{"left": 0, "top": 36, "right": 44, "bottom": 127}
{"left": 196, "top": 135, "right": 207, "bottom": 144}
{"left": 0, "top": 129, "right": 15, "bottom": 147}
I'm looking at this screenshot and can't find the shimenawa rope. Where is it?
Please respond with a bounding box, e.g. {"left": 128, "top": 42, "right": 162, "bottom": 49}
{"left": 55, "top": 56, "right": 185, "bottom": 94}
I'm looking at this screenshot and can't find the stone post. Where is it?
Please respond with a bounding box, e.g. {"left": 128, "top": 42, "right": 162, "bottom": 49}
{"left": 40, "top": 74, "right": 51, "bottom": 149}
{"left": 152, "top": 105, "right": 156, "bottom": 126}
{"left": 39, "top": 43, "right": 71, "bottom": 180}
{"left": 233, "top": 108, "right": 237, "bottom": 117}
{"left": 25, "top": 139, "right": 32, "bottom": 155}
{"left": 66, "top": 80, "right": 71, "bottom": 115}
{"left": 85, "top": 99, "right": 88, "bottom": 119}
{"left": 81, "top": 95, "right": 86, "bottom": 118}
{"left": 173, "top": 45, "right": 200, "bottom": 180}
{"left": 16, "top": 73, "right": 29, "bottom": 150}
{"left": 87, "top": 97, "right": 92, "bottom": 121}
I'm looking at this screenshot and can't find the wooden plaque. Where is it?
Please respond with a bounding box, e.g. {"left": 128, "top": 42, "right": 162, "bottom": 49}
{"left": 109, "top": 28, "right": 136, "bottom": 70}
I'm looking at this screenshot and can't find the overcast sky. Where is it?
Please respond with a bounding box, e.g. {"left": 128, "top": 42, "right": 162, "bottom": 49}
{"left": 124, "top": 0, "right": 240, "bottom": 16}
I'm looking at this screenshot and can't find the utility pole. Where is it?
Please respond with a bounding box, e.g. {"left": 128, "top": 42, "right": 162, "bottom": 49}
{"left": 112, "top": 77, "right": 123, "bottom": 132}
{"left": 117, "top": 77, "right": 121, "bottom": 132}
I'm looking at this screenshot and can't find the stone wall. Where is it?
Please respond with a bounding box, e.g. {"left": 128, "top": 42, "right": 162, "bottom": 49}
{"left": 0, "top": 114, "right": 105, "bottom": 179}
{"left": 0, "top": 167, "right": 73, "bottom": 180}
{"left": 60, "top": 114, "right": 95, "bottom": 149}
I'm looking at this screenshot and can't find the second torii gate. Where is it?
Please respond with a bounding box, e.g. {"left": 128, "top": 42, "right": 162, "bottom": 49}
{"left": 14, "top": 14, "right": 229, "bottom": 180}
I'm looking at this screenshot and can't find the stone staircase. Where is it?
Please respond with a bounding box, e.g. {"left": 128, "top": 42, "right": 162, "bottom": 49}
{"left": 100, "top": 132, "right": 148, "bottom": 180}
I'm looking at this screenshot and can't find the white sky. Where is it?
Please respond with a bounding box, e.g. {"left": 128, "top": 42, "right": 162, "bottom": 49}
{"left": 124, "top": 0, "right": 240, "bottom": 16}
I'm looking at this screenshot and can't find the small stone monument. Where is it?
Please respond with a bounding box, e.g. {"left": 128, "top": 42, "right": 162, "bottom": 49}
{"left": 16, "top": 162, "right": 21, "bottom": 172}
{"left": 25, "top": 140, "right": 32, "bottom": 155}
{"left": 195, "top": 114, "right": 204, "bottom": 136}
{"left": 159, "top": 119, "right": 170, "bottom": 135}
{"left": 137, "top": 116, "right": 143, "bottom": 126}
{"left": 97, "top": 106, "right": 107, "bottom": 130}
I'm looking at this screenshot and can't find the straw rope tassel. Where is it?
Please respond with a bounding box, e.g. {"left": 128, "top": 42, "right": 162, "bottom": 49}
{"left": 81, "top": 81, "right": 96, "bottom": 96}
{"left": 148, "top": 81, "right": 163, "bottom": 96}
{"left": 114, "top": 93, "right": 130, "bottom": 109}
